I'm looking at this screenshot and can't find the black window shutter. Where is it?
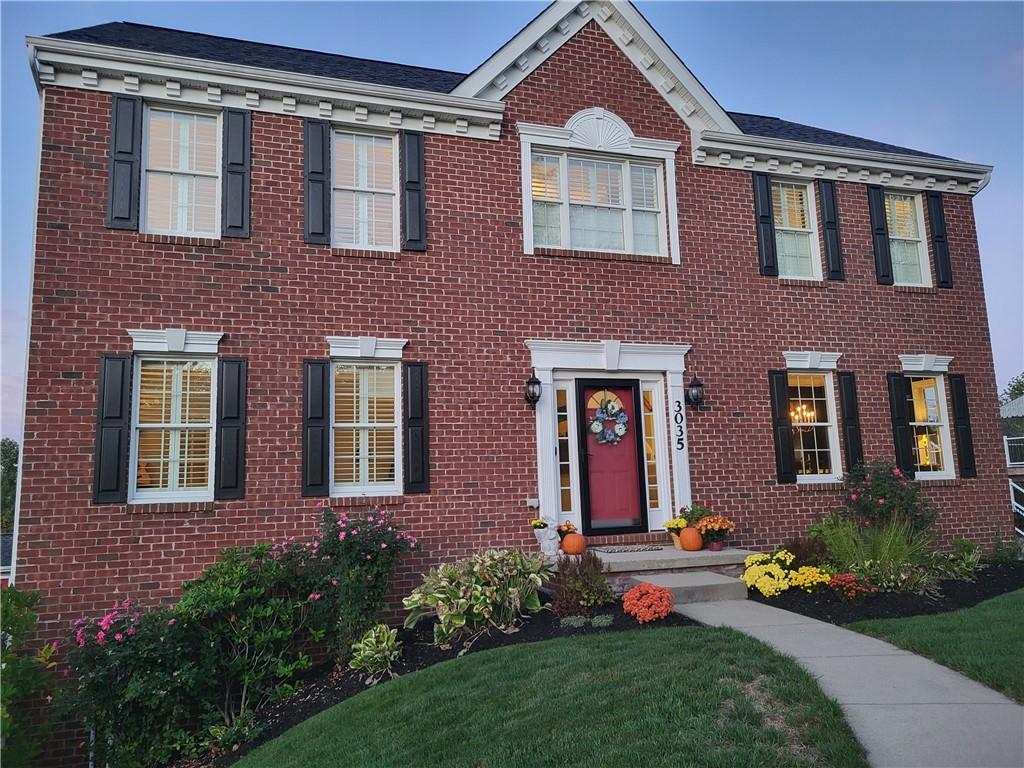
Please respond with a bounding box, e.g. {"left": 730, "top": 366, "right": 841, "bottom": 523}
{"left": 403, "top": 362, "right": 429, "bottom": 493}
{"left": 867, "top": 185, "right": 894, "bottom": 285}
{"left": 752, "top": 173, "right": 778, "bottom": 276}
{"left": 837, "top": 372, "right": 864, "bottom": 471}
{"left": 105, "top": 95, "right": 143, "bottom": 230}
{"left": 214, "top": 358, "right": 247, "bottom": 499}
{"left": 886, "top": 373, "right": 915, "bottom": 478}
{"left": 302, "top": 359, "right": 330, "bottom": 496}
{"left": 221, "top": 109, "right": 251, "bottom": 238}
{"left": 926, "top": 191, "right": 953, "bottom": 288}
{"left": 93, "top": 354, "right": 132, "bottom": 503}
{"left": 948, "top": 374, "right": 976, "bottom": 478}
{"left": 400, "top": 131, "right": 427, "bottom": 252}
{"left": 303, "top": 119, "right": 331, "bottom": 245}
{"left": 768, "top": 370, "right": 796, "bottom": 483}
{"left": 818, "top": 180, "right": 845, "bottom": 280}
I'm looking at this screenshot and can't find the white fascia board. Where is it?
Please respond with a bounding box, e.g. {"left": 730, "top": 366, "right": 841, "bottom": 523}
{"left": 453, "top": 1, "right": 738, "bottom": 135}
{"left": 28, "top": 36, "right": 505, "bottom": 140}
{"left": 695, "top": 130, "right": 993, "bottom": 196}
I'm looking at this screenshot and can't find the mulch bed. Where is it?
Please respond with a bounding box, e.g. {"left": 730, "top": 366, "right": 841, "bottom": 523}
{"left": 749, "top": 561, "right": 1024, "bottom": 625}
{"left": 177, "top": 600, "right": 696, "bottom": 767}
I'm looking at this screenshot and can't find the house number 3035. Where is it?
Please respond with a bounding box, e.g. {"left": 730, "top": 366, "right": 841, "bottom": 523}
{"left": 673, "top": 400, "right": 685, "bottom": 450}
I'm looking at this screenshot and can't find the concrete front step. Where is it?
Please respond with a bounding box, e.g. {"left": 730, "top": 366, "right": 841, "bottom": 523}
{"left": 593, "top": 545, "right": 754, "bottom": 573}
{"left": 631, "top": 571, "right": 747, "bottom": 604}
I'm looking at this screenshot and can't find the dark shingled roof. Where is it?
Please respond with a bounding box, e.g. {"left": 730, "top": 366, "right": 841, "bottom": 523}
{"left": 45, "top": 21, "right": 467, "bottom": 93}
{"left": 729, "top": 112, "right": 949, "bottom": 161}
{"left": 44, "top": 22, "right": 947, "bottom": 160}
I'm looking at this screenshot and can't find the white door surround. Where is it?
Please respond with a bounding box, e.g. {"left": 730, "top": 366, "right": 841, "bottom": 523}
{"left": 526, "top": 340, "right": 692, "bottom": 533}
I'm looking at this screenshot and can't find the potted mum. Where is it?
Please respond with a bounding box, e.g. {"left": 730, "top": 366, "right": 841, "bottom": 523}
{"left": 531, "top": 518, "right": 560, "bottom": 556}
{"left": 694, "top": 514, "right": 735, "bottom": 551}
{"left": 664, "top": 515, "right": 688, "bottom": 549}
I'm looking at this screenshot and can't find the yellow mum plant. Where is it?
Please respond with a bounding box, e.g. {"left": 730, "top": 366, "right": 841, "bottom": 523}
{"left": 741, "top": 562, "right": 790, "bottom": 597}
{"left": 789, "top": 565, "right": 832, "bottom": 592}
{"left": 664, "top": 517, "right": 688, "bottom": 534}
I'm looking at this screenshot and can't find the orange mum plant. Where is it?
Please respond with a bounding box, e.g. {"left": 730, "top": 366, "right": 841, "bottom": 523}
{"left": 622, "top": 582, "right": 673, "bottom": 624}
{"left": 694, "top": 514, "right": 735, "bottom": 543}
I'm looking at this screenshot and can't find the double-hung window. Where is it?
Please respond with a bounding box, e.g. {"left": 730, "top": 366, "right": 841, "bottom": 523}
{"left": 529, "top": 151, "right": 665, "bottom": 256}
{"left": 332, "top": 363, "right": 400, "bottom": 495}
{"left": 787, "top": 372, "right": 841, "bottom": 481}
{"left": 131, "top": 358, "right": 216, "bottom": 502}
{"left": 772, "top": 181, "right": 821, "bottom": 279}
{"left": 333, "top": 131, "right": 398, "bottom": 250}
{"left": 142, "top": 108, "right": 219, "bottom": 237}
{"left": 905, "top": 375, "right": 953, "bottom": 477}
{"left": 885, "top": 192, "right": 930, "bottom": 286}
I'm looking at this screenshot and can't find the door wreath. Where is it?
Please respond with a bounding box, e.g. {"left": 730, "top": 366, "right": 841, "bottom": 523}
{"left": 588, "top": 397, "right": 629, "bottom": 445}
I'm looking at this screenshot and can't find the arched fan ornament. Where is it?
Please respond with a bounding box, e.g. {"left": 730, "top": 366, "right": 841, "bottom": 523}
{"left": 565, "top": 108, "right": 635, "bottom": 152}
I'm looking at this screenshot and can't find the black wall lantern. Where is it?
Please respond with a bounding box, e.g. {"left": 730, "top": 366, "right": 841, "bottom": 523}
{"left": 685, "top": 375, "right": 705, "bottom": 409}
{"left": 524, "top": 372, "right": 542, "bottom": 409}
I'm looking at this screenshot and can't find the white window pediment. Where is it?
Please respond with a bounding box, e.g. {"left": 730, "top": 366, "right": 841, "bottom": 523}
{"left": 899, "top": 354, "right": 953, "bottom": 373}
{"left": 128, "top": 328, "right": 223, "bottom": 355}
{"left": 326, "top": 336, "right": 407, "bottom": 359}
{"left": 783, "top": 351, "right": 842, "bottom": 371}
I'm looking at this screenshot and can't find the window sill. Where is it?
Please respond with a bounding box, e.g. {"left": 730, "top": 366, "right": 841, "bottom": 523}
{"left": 121, "top": 500, "right": 218, "bottom": 515}
{"left": 796, "top": 480, "right": 845, "bottom": 492}
{"left": 779, "top": 278, "right": 830, "bottom": 288}
{"left": 331, "top": 247, "right": 402, "bottom": 261}
{"left": 325, "top": 494, "right": 406, "bottom": 508}
{"left": 139, "top": 233, "right": 221, "bottom": 247}
{"left": 894, "top": 284, "right": 937, "bottom": 295}
{"left": 915, "top": 477, "right": 959, "bottom": 487}
{"left": 532, "top": 247, "right": 671, "bottom": 265}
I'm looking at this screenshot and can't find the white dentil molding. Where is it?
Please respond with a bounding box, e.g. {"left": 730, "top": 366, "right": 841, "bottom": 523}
{"left": 694, "top": 131, "right": 991, "bottom": 196}
{"left": 28, "top": 36, "right": 505, "bottom": 142}
{"left": 128, "top": 328, "right": 223, "bottom": 355}
{"left": 327, "top": 336, "right": 408, "bottom": 359}
{"left": 783, "top": 351, "right": 843, "bottom": 371}
{"left": 899, "top": 354, "right": 954, "bottom": 373}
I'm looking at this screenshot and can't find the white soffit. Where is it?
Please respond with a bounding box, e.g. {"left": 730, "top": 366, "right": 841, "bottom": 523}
{"left": 128, "top": 328, "right": 223, "bottom": 354}
{"left": 783, "top": 351, "right": 842, "bottom": 371}
{"left": 899, "top": 354, "right": 954, "bottom": 373}
{"left": 452, "top": 0, "right": 739, "bottom": 136}
{"left": 27, "top": 36, "right": 505, "bottom": 141}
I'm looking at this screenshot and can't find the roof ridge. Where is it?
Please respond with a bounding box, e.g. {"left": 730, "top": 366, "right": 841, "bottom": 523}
{"left": 50, "top": 20, "right": 469, "bottom": 79}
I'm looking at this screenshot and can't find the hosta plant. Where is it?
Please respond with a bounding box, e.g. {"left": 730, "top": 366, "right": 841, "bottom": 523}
{"left": 403, "top": 548, "right": 550, "bottom": 649}
{"left": 349, "top": 624, "right": 402, "bottom": 685}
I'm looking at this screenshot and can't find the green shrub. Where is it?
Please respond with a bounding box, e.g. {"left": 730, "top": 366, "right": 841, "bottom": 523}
{"left": 988, "top": 534, "right": 1023, "bottom": 564}
{"left": 64, "top": 602, "right": 208, "bottom": 767}
{"left": 551, "top": 550, "right": 615, "bottom": 616}
{"left": 348, "top": 624, "right": 401, "bottom": 685}
{"left": 841, "top": 459, "right": 936, "bottom": 531}
{"left": 403, "top": 549, "right": 550, "bottom": 648}
{"left": 1, "top": 587, "right": 57, "bottom": 768}
{"left": 294, "top": 506, "right": 417, "bottom": 654}
{"left": 929, "top": 539, "right": 982, "bottom": 581}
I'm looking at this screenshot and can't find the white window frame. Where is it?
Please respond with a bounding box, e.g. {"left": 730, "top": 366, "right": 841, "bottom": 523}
{"left": 885, "top": 191, "right": 932, "bottom": 288}
{"left": 771, "top": 179, "right": 822, "bottom": 280}
{"left": 140, "top": 104, "right": 222, "bottom": 239}
{"left": 905, "top": 374, "right": 955, "bottom": 480}
{"left": 326, "top": 336, "right": 407, "bottom": 498}
{"left": 519, "top": 109, "right": 681, "bottom": 264}
{"left": 128, "top": 354, "right": 218, "bottom": 504}
{"left": 786, "top": 369, "right": 843, "bottom": 484}
{"left": 331, "top": 128, "right": 400, "bottom": 252}
{"left": 528, "top": 151, "right": 667, "bottom": 256}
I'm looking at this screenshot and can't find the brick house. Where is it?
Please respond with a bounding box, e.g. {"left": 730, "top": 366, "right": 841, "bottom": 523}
{"left": 14, "top": 0, "right": 1007, "bottom": 694}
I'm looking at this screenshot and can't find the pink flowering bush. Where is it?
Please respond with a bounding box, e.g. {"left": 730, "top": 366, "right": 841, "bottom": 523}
{"left": 842, "top": 459, "right": 936, "bottom": 531}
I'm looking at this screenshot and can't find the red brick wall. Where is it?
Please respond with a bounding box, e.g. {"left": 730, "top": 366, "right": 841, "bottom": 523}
{"left": 18, "top": 21, "right": 1009, "bottom": 762}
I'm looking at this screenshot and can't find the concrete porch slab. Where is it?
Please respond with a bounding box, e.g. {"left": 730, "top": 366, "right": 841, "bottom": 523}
{"left": 591, "top": 545, "right": 754, "bottom": 573}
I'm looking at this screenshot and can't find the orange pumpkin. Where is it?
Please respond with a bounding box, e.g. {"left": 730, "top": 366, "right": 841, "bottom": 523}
{"left": 679, "top": 527, "right": 703, "bottom": 551}
{"left": 560, "top": 532, "right": 587, "bottom": 555}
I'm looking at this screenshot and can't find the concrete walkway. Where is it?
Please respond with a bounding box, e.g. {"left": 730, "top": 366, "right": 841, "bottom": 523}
{"left": 677, "top": 600, "right": 1024, "bottom": 768}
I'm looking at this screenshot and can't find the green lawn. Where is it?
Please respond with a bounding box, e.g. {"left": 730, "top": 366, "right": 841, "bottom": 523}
{"left": 850, "top": 588, "right": 1024, "bottom": 702}
{"left": 238, "top": 627, "right": 867, "bottom": 768}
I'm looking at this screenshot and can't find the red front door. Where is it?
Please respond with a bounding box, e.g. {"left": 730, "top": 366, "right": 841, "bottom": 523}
{"left": 576, "top": 380, "right": 648, "bottom": 535}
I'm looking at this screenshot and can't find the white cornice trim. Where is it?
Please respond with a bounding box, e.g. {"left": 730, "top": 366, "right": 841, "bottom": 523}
{"left": 128, "top": 328, "right": 223, "bottom": 354}
{"left": 526, "top": 339, "right": 691, "bottom": 373}
{"left": 783, "top": 351, "right": 843, "bottom": 371}
{"left": 694, "top": 130, "right": 992, "bottom": 196}
{"left": 327, "top": 336, "right": 408, "bottom": 359}
{"left": 899, "top": 354, "right": 954, "bottom": 373}
{"left": 452, "top": 1, "right": 738, "bottom": 136}
{"left": 28, "top": 36, "right": 505, "bottom": 141}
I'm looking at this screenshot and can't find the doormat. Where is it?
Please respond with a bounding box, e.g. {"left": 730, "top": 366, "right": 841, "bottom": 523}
{"left": 592, "top": 544, "right": 664, "bottom": 553}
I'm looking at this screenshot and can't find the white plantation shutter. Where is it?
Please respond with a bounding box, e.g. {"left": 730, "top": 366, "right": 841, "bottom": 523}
{"left": 885, "top": 192, "right": 926, "bottom": 285}
{"left": 332, "top": 131, "right": 396, "bottom": 249}
{"left": 771, "top": 181, "right": 815, "bottom": 278}
{"left": 144, "top": 109, "right": 219, "bottom": 236}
